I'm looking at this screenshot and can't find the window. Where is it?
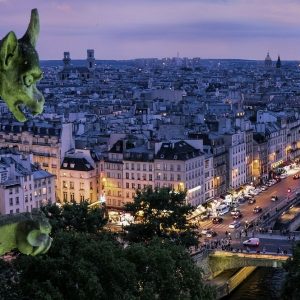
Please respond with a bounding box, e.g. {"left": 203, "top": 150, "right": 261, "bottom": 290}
{"left": 63, "top": 181, "right": 67, "bottom": 188}
{"left": 9, "top": 198, "right": 13, "bottom": 206}
{"left": 16, "top": 208, "right": 19, "bottom": 213}
{"left": 126, "top": 173, "right": 129, "bottom": 179}
{"left": 149, "top": 174, "right": 152, "bottom": 181}
{"left": 70, "top": 181, "right": 74, "bottom": 189}
{"left": 80, "top": 182, "right": 84, "bottom": 190}
{"left": 9, "top": 188, "right": 12, "bottom": 195}
{"left": 70, "top": 193, "right": 75, "bottom": 201}
{"left": 131, "top": 183, "right": 135, "bottom": 189}
{"left": 177, "top": 165, "right": 181, "bottom": 171}
{"left": 80, "top": 195, "right": 84, "bottom": 201}
{"left": 16, "top": 197, "right": 19, "bottom": 205}
{"left": 63, "top": 192, "right": 67, "bottom": 201}
{"left": 126, "top": 182, "right": 129, "bottom": 188}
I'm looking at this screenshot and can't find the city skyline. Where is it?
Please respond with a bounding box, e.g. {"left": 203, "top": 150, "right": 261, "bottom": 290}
{"left": 1, "top": 0, "right": 300, "bottom": 60}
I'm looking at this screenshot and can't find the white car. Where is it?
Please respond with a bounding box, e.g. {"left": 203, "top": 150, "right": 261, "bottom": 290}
{"left": 243, "top": 238, "right": 260, "bottom": 246}
{"left": 280, "top": 173, "right": 288, "bottom": 179}
{"left": 229, "top": 221, "right": 241, "bottom": 229}
{"left": 261, "top": 186, "right": 268, "bottom": 191}
{"left": 201, "top": 228, "right": 210, "bottom": 235}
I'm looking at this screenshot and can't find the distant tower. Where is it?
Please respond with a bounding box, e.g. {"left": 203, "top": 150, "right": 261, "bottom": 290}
{"left": 276, "top": 55, "right": 281, "bottom": 68}
{"left": 264, "top": 52, "right": 272, "bottom": 69}
{"left": 86, "top": 49, "right": 95, "bottom": 71}
{"left": 63, "top": 52, "right": 71, "bottom": 67}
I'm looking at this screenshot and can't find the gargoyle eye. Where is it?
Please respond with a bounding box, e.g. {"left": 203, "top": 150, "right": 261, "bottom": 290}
{"left": 23, "top": 74, "right": 34, "bottom": 87}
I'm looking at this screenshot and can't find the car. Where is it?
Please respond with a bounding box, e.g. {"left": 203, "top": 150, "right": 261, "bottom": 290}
{"left": 238, "top": 197, "right": 247, "bottom": 204}
{"left": 275, "top": 177, "right": 281, "bottom": 182}
{"left": 233, "top": 212, "right": 243, "bottom": 219}
{"left": 253, "top": 206, "right": 262, "bottom": 213}
{"left": 231, "top": 208, "right": 241, "bottom": 216}
{"left": 199, "top": 214, "right": 209, "bottom": 221}
{"left": 271, "top": 195, "right": 279, "bottom": 202}
{"left": 229, "top": 221, "right": 241, "bottom": 229}
{"left": 260, "top": 185, "right": 268, "bottom": 191}
{"left": 243, "top": 238, "right": 260, "bottom": 247}
{"left": 280, "top": 173, "right": 288, "bottom": 179}
{"left": 206, "top": 230, "right": 217, "bottom": 238}
{"left": 249, "top": 190, "right": 259, "bottom": 196}
{"left": 212, "top": 217, "right": 223, "bottom": 224}
{"left": 248, "top": 198, "right": 256, "bottom": 204}
{"left": 293, "top": 174, "right": 300, "bottom": 180}
{"left": 201, "top": 228, "right": 210, "bottom": 235}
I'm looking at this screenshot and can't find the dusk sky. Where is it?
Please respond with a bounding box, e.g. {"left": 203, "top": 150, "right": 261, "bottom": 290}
{"left": 1, "top": 0, "right": 300, "bottom": 60}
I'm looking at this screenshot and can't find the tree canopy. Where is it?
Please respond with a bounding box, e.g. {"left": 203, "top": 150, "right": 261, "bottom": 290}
{"left": 282, "top": 242, "right": 300, "bottom": 300}
{"left": 41, "top": 200, "right": 108, "bottom": 234}
{"left": 124, "top": 187, "right": 198, "bottom": 247}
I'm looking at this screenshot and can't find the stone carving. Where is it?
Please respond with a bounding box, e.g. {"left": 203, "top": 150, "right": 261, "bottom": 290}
{"left": 0, "top": 8, "right": 44, "bottom": 122}
{"left": 0, "top": 210, "right": 52, "bottom": 256}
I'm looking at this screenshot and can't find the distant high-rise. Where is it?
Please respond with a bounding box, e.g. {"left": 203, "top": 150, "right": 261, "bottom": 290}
{"left": 87, "top": 49, "right": 95, "bottom": 71}
{"left": 276, "top": 55, "right": 281, "bottom": 69}
{"left": 264, "top": 52, "right": 272, "bottom": 68}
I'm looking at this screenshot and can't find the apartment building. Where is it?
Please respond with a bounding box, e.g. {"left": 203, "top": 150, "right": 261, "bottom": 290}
{"left": 60, "top": 149, "right": 100, "bottom": 203}
{"left": 0, "top": 148, "right": 55, "bottom": 215}
{"left": 0, "top": 119, "right": 74, "bottom": 201}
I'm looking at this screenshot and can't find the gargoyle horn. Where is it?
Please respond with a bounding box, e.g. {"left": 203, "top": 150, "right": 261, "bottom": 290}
{"left": 20, "top": 8, "right": 40, "bottom": 47}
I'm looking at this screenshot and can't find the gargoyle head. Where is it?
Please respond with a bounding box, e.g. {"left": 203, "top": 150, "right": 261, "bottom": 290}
{"left": 0, "top": 9, "right": 44, "bottom": 122}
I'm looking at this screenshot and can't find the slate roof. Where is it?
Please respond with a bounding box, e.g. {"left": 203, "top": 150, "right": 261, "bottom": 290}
{"left": 61, "top": 157, "right": 94, "bottom": 171}
{"left": 155, "top": 141, "right": 202, "bottom": 160}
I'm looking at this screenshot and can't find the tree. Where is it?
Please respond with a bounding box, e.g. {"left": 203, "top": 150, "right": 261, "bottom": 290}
{"left": 14, "top": 231, "right": 138, "bottom": 300}
{"left": 0, "top": 259, "right": 21, "bottom": 300}
{"left": 41, "top": 201, "right": 107, "bottom": 234}
{"left": 13, "top": 233, "right": 214, "bottom": 300}
{"left": 125, "top": 238, "right": 215, "bottom": 300}
{"left": 124, "top": 187, "right": 198, "bottom": 247}
{"left": 282, "top": 242, "right": 300, "bottom": 300}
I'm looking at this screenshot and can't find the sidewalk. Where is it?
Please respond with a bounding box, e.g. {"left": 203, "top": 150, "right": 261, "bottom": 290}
{"left": 255, "top": 233, "right": 300, "bottom": 241}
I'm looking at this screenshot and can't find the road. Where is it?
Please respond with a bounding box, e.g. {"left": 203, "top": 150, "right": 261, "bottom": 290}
{"left": 197, "top": 168, "right": 300, "bottom": 243}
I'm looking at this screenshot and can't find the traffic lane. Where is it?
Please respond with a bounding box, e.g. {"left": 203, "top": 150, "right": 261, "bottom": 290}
{"left": 230, "top": 237, "right": 295, "bottom": 253}
{"left": 197, "top": 173, "right": 300, "bottom": 234}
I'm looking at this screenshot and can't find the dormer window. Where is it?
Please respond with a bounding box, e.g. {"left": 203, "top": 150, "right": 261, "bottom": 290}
{"left": 63, "top": 163, "right": 68, "bottom": 168}
{"left": 70, "top": 163, "right": 75, "bottom": 168}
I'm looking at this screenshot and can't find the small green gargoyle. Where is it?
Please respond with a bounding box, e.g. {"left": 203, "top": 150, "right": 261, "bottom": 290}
{"left": 0, "top": 8, "right": 44, "bottom": 122}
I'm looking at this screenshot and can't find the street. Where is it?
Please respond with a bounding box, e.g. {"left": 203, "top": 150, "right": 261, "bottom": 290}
{"left": 197, "top": 168, "right": 300, "bottom": 250}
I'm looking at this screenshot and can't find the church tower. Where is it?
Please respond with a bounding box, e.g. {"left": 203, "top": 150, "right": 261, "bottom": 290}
{"left": 63, "top": 52, "right": 71, "bottom": 67}
{"left": 86, "top": 49, "right": 95, "bottom": 71}
{"left": 276, "top": 55, "right": 281, "bottom": 69}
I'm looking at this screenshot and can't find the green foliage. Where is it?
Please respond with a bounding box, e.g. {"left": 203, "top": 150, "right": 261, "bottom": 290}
{"left": 282, "top": 242, "right": 300, "bottom": 300}
{"left": 124, "top": 187, "right": 199, "bottom": 247}
{"left": 13, "top": 234, "right": 214, "bottom": 300}
{"left": 15, "top": 231, "right": 137, "bottom": 300}
{"left": 125, "top": 238, "right": 215, "bottom": 300}
{"left": 0, "top": 258, "right": 21, "bottom": 300}
{"left": 41, "top": 201, "right": 107, "bottom": 234}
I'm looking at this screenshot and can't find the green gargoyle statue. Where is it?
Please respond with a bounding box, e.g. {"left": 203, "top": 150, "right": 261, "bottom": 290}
{"left": 0, "top": 8, "right": 44, "bottom": 122}
{"left": 0, "top": 210, "right": 52, "bottom": 256}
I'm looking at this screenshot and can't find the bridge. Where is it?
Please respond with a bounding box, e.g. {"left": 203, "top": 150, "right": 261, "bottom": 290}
{"left": 193, "top": 249, "right": 290, "bottom": 279}
{"left": 193, "top": 250, "right": 291, "bottom": 299}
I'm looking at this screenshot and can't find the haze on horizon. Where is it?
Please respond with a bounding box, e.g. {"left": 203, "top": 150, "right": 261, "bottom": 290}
{"left": 1, "top": 0, "right": 300, "bottom": 61}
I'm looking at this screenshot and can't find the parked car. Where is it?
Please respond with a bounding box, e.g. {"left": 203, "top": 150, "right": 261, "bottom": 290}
{"left": 199, "top": 214, "right": 209, "bottom": 221}
{"left": 238, "top": 197, "right": 247, "bottom": 204}
{"left": 253, "top": 206, "right": 262, "bottom": 213}
{"left": 243, "top": 238, "right": 260, "bottom": 247}
{"left": 271, "top": 195, "right": 279, "bottom": 202}
{"left": 280, "top": 173, "right": 288, "bottom": 179}
{"left": 201, "top": 228, "right": 210, "bottom": 235}
{"left": 260, "top": 185, "right": 268, "bottom": 191}
{"left": 206, "top": 230, "right": 217, "bottom": 238}
{"left": 229, "top": 221, "right": 241, "bottom": 229}
{"left": 248, "top": 198, "right": 256, "bottom": 204}
{"left": 293, "top": 174, "right": 300, "bottom": 180}
{"left": 212, "top": 217, "right": 223, "bottom": 224}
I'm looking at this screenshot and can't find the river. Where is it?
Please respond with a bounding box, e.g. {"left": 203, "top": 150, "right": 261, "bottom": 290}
{"left": 222, "top": 267, "right": 286, "bottom": 300}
